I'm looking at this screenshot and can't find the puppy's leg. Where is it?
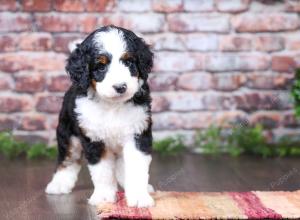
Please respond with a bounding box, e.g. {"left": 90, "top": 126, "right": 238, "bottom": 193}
{"left": 84, "top": 141, "right": 117, "bottom": 206}
{"left": 116, "top": 156, "right": 154, "bottom": 193}
{"left": 46, "top": 135, "right": 82, "bottom": 194}
{"left": 123, "top": 138, "right": 154, "bottom": 207}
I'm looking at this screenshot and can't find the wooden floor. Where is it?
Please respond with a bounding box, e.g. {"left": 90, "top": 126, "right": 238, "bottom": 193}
{"left": 1, "top": 153, "right": 300, "bottom": 220}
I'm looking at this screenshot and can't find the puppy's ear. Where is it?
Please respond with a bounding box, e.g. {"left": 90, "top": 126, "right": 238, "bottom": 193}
{"left": 65, "top": 44, "right": 90, "bottom": 90}
{"left": 135, "top": 37, "right": 153, "bottom": 80}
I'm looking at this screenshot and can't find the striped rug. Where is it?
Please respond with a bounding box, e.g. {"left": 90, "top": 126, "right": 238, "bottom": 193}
{"left": 98, "top": 190, "right": 300, "bottom": 219}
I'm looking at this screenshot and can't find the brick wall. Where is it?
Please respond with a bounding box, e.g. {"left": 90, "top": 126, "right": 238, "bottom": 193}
{"left": 0, "top": 0, "right": 300, "bottom": 146}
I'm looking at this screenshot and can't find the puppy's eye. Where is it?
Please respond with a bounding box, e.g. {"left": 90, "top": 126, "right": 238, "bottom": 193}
{"left": 98, "top": 63, "right": 106, "bottom": 71}
{"left": 124, "top": 59, "right": 134, "bottom": 66}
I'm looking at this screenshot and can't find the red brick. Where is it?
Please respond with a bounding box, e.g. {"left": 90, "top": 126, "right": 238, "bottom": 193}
{"left": 0, "top": 0, "right": 17, "bottom": 11}
{"left": 212, "top": 74, "right": 246, "bottom": 91}
{"left": 183, "top": 34, "right": 218, "bottom": 51}
{"left": 36, "top": 95, "right": 63, "bottom": 113}
{"left": 86, "top": 0, "right": 116, "bottom": 12}
{"left": 282, "top": 111, "right": 300, "bottom": 128}
{"left": 254, "top": 36, "right": 284, "bottom": 52}
{"left": 22, "top": 0, "right": 51, "bottom": 11}
{"left": 0, "top": 52, "right": 66, "bottom": 73}
{"left": 234, "top": 91, "right": 292, "bottom": 112}
{"left": 232, "top": 13, "right": 300, "bottom": 32}
{"left": 54, "top": 0, "right": 85, "bottom": 12}
{"left": 0, "top": 34, "right": 18, "bottom": 52}
{"left": 19, "top": 114, "right": 47, "bottom": 131}
{"left": 250, "top": 112, "right": 281, "bottom": 129}
{"left": 48, "top": 75, "right": 71, "bottom": 92}
{"left": 205, "top": 54, "right": 270, "bottom": 72}
{"left": 164, "top": 92, "right": 206, "bottom": 111}
{"left": 215, "top": 111, "right": 249, "bottom": 128}
{"left": 152, "top": 94, "right": 169, "bottom": 112}
{"left": 183, "top": 0, "right": 214, "bottom": 12}
{"left": 247, "top": 73, "right": 293, "bottom": 89}
{"left": 202, "top": 93, "right": 234, "bottom": 111}
{"left": 149, "top": 73, "right": 177, "bottom": 91}
{"left": 145, "top": 34, "right": 185, "bottom": 51}
{"left": 219, "top": 36, "right": 251, "bottom": 51}
{"left": 49, "top": 116, "right": 59, "bottom": 129}
{"left": 285, "top": 33, "right": 300, "bottom": 51}
{"left": 216, "top": 0, "right": 250, "bottom": 13}
{"left": 0, "top": 75, "right": 11, "bottom": 90}
{"left": 19, "top": 33, "right": 52, "bottom": 51}
{"left": 152, "top": 0, "right": 183, "bottom": 12}
{"left": 177, "top": 72, "right": 212, "bottom": 91}
{"left": 154, "top": 52, "right": 204, "bottom": 72}
{"left": 153, "top": 112, "right": 213, "bottom": 130}
{"left": 15, "top": 74, "right": 45, "bottom": 93}
{"left": 78, "top": 15, "right": 98, "bottom": 33}
{"left": 0, "top": 96, "right": 32, "bottom": 113}
{"left": 99, "top": 14, "right": 164, "bottom": 33}
{"left": 0, "top": 116, "right": 15, "bottom": 131}
{"left": 35, "top": 14, "right": 79, "bottom": 32}
{"left": 119, "top": 0, "right": 151, "bottom": 12}
{"left": 168, "top": 14, "right": 230, "bottom": 33}
{"left": 271, "top": 56, "right": 296, "bottom": 72}
{"left": 53, "top": 34, "right": 83, "bottom": 52}
{"left": 0, "top": 13, "right": 32, "bottom": 32}
{"left": 286, "top": 0, "right": 300, "bottom": 12}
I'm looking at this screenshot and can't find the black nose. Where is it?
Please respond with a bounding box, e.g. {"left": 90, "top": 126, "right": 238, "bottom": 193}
{"left": 113, "top": 83, "right": 127, "bottom": 94}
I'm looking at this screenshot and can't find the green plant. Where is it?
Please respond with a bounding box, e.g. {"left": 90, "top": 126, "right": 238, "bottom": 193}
{"left": 195, "top": 125, "right": 300, "bottom": 158}
{"left": 27, "top": 143, "right": 57, "bottom": 160}
{"left": 195, "top": 126, "right": 226, "bottom": 155}
{"left": 227, "top": 124, "right": 272, "bottom": 157}
{"left": 153, "top": 135, "right": 185, "bottom": 156}
{"left": 291, "top": 68, "right": 300, "bottom": 117}
{"left": 273, "top": 136, "right": 300, "bottom": 157}
{"left": 0, "top": 131, "right": 57, "bottom": 160}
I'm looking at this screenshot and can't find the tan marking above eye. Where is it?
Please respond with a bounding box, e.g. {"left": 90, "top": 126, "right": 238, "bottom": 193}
{"left": 98, "top": 55, "right": 108, "bottom": 64}
{"left": 121, "top": 52, "right": 134, "bottom": 61}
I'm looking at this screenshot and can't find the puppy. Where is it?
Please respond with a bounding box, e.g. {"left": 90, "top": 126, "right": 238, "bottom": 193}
{"left": 45, "top": 25, "right": 154, "bottom": 207}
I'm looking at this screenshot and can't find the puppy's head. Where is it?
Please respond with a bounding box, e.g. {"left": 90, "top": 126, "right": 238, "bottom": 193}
{"left": 66, "top": 26, "right": 153, "bottom": 102}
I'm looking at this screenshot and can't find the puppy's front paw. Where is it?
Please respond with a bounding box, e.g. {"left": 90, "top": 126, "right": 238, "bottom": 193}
{"left": 126, "top": 192, "right": 154, "bottom": 207}
{"left": 88, "top": 189, "right": 116, "bottom": 206}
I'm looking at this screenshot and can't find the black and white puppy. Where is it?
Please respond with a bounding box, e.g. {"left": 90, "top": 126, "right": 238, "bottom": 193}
{"left": 45, "top": 25, "right": 154, "bottom": 207}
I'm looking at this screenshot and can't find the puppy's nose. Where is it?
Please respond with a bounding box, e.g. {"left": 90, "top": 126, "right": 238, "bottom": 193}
{"left": 113, "top": 83, "right": 127, "bottom": 94}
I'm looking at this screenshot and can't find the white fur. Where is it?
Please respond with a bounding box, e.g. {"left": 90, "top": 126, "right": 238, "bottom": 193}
{"left": 116, "top": 155, "right": 154, "bottom": 193}
{"left": 75, "top": 97, "right": 154, "bottom": 207}
{"left": 88, "top": 151, "right": 117, "bottom": 205}
{"left": 92, "top": 28, "right": 139, "bottom": 102}
{"left": 123, "top": 138, "right": 154, "bottom": 207}
{"left": 46, "top": 136, "right": 82, "bottom": 194}
{"left": 75, "top": 95, "right": 148, "bottom": 152}
{"left": 45, "top": 163, "right": 81, "bottom": 194}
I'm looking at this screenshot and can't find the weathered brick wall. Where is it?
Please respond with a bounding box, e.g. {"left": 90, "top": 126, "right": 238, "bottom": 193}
{"left": 0, "top": 0, "right": 300, "bottom": 146}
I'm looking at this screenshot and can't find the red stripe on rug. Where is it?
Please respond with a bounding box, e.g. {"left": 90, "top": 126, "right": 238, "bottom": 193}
{"left": 229, "top": 192, "right": 282, "bottom": 219}
{"left": 108, "top": 192, "right": 152, "bottom": 219}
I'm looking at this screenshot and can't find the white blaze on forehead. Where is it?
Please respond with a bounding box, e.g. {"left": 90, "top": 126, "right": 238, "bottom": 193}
{"left": 93, "top": 28, "right": 126, "bottom": 57}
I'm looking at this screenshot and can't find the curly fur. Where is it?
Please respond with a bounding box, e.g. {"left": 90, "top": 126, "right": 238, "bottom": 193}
{"left": 46, "top": 25, "right": 155, "bottom": 207}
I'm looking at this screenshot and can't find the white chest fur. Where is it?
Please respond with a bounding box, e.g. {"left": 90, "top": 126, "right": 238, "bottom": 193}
{"left": 74, "top": 96, "right": 149, "bottom": 151}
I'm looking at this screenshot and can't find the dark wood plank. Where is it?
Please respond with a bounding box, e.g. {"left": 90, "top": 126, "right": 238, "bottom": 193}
{"left": 0, "top": 154, "right": 300, "bottom": 220}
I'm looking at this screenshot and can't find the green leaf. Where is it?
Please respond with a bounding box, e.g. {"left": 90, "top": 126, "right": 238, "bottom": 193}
{"left": 153, "top": 135, "right": 185, "bottom": 156}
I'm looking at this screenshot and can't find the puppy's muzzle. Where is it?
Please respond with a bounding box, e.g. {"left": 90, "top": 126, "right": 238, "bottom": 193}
{"left": 113, "top": 83, "right": 127, "bottom": 94}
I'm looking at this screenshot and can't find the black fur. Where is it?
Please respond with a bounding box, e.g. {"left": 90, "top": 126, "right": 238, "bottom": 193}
{"left": 57, "top": 26, "right": 153, "bottom": 166}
